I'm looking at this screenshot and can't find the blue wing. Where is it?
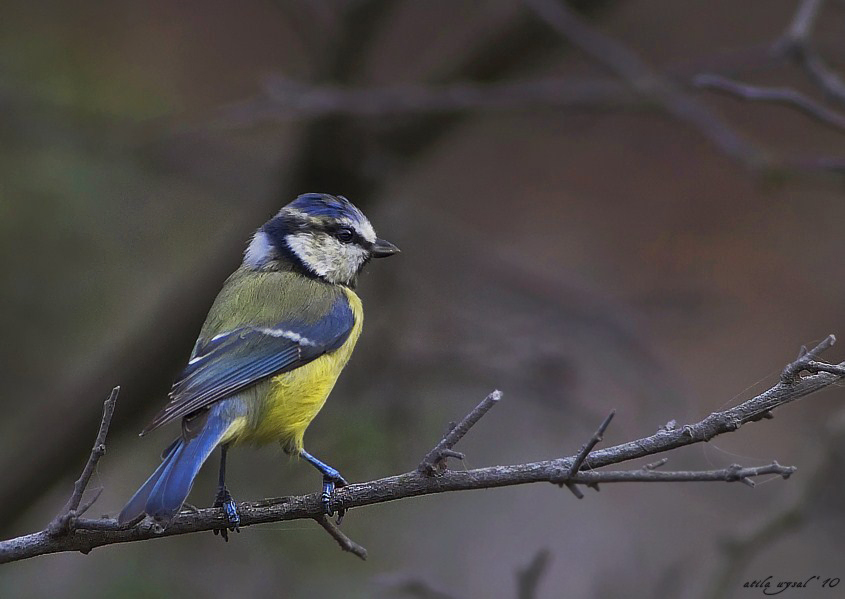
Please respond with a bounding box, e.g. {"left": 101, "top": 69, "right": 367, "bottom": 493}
{"left": 142, "top": 294, "right": 354, "bottom": 434}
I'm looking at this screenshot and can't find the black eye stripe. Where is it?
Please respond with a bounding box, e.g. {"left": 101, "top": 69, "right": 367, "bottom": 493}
{"left": 275, "top": 214, "right": 369, "bottom": 247}
{"left": 336, "top": 227, "right": 354, "bottom": 242}
{"left": 328, "top": 225, "right": 367, "bottom": 246}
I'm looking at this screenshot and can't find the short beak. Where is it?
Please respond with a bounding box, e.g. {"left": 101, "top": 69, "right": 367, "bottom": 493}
{"left": 371, "top": 238, "right": 400, "bottom": 258}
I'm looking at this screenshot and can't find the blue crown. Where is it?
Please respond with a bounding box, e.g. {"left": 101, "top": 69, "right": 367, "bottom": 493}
{"left": 288, "top": 193, "right": 365, "bottom": 223}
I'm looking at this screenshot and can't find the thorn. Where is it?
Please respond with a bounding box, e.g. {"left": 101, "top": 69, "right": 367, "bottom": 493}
{"left": 565, "top": 483, "right": 584, "bottom": 499}
{"left": 659, "top": 419, "right": 677, "bottom": 432}
{"left": 439, "top": 449, "right": 466, "bottom": 460}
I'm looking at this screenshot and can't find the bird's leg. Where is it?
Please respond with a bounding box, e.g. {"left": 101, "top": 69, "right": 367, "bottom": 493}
{"left": 298, "top": 449, "right": 348, "bottom": 518}
{"left": 212, "top": 444, "right": 240, "bottom": 541}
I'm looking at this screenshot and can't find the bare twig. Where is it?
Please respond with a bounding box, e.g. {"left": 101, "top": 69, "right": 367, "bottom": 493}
{"left": 569, "top": 411, "right": 615, "bottom": 475}
{"left": 781, "top": 334, "right": 835, "bottom": 382}
{"left": 559, "top": 410, "right": 614, "bottom": 497}
{"left": 313, "top": 514, "right": 368, "bottom": 561}
{"left": 1, "top": 338, "right": 842, "bottom": 564}
{"left": 567, "top": 462, "right": 795, "bottom": 484}
{"left": 693, "top": 73, "right": 845, "bottom": 132}
{"left": 47, "top": 387, "right": 119, "bottom": 536}
{"left": 804, "top": 360, "right": 845, "bottom": 377}
{"left": 418, "top": 390, "right": 502, "bottom": 475}
{"left": 700, "top": 408, "right": 845, "bottom": 599}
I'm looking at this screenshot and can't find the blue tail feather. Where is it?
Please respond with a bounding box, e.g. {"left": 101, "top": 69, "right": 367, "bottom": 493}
{"left": 118, "top": 440, "right": 183, "bottom": 525}
{"left": 118, "top": 406, "right": 233, "bottom": 526}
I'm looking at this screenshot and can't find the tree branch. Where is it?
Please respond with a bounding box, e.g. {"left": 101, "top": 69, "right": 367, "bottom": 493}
{"left": 700, "top": 407, "right": 845, "bottom": 599}
{"left": 560, "top": 410, "right": 614, "bottom": 497}
{"left": 522, "top": 0, "right": 845, "bottom": 175}
{"left": 777, "top": 0, "right": 824, "bottom": 50}
{"left": 523, "top": 0, "right": 766, "bottom": 169}
{"left": 46, "top": 387, "right": 119, "bottom": 536}
{"left": 313, "top": 514, "right": 368, "bottom": 561}
{"left": 693, "top": 73, "right": 845, "bottom": 133}
{"left": 1, "top": 337, "right": 842, "bottom": 565}
{"left": 772, "top": 0, "right": 845, "bottom": 105}
{"left": 418, "top": 390, "right": 501, "bottom": 474}
{"left": 213, "top": 2, "right": 845, "bottom": 178}
{"left": 219, "top": 76, "right": 639, "bottom": 125}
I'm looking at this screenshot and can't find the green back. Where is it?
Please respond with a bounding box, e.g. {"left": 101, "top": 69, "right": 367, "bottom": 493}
{"left": 198, "top": 267, "right": 344, "bottom": 343}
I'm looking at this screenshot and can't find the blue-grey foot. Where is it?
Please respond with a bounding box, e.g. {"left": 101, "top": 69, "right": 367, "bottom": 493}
{"left": 299, "top": 449, "right": 348, "bottom": 517}
{"left": 212, "top": 486, "right": 240, "bottom": 542}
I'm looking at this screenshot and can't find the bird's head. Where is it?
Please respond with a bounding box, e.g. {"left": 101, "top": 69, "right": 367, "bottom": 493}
{"left": 244, "top": 193, "right": 399, "bottom": 285}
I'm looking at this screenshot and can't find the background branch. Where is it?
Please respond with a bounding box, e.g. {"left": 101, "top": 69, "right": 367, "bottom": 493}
{"left": 773, "top": 0, "right": 845, "bottom": 105}
{"left": 221, "top": 77, "right": 639, "bottom": 124}
{"left": 208, "top": 0, "right": 845, "bottom": 190}
{"left": 523, "top": 0, "right": 765, "bottom": 167}
{"left": 517, "top": 548, "right": 552, "bottom": 599}
{"left": 693, "top": 73, "right": 845, "bottom": 133}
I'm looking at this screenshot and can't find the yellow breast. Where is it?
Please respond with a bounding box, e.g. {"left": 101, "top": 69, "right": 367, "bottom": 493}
{"left": 241, "top": 286, "right": 364, "bottom": 450}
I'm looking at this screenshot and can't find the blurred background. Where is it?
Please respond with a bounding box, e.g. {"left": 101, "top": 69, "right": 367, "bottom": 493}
{"left": 2, "top": 1, "right": 844, "bottom": 597}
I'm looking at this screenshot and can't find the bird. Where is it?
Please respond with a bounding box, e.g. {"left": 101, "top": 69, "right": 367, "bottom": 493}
{"left": 118, "top": 193, "right": 399, "bottom": 538}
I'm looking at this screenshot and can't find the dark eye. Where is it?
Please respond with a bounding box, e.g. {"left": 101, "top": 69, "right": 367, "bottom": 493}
{"left": 337, "top": 227, "right": 355, "bottom": 242}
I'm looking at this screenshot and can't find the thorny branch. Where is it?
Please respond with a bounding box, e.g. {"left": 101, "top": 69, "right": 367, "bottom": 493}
{"left": 561, "top": 410, "right": 614, "bottom": 498}
{"left": 700, "top": 408, "right": 845, "bottom": 599}
{"left": 46, "top": 387, "right": 120, "bottom": 537}
{"left": 418, "top": 390, "right": 501, "bottom": 474}
{"left": 0, "top": 336, "right": 842, "bottom": 564}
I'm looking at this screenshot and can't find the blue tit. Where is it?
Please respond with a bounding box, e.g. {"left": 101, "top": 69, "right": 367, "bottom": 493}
{"left": 118, "top": 193, "right": 399, "bottom": 536}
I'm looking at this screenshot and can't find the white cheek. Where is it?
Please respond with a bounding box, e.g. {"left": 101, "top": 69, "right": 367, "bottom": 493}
{"left": 285, "top": 234, "right": 329, "bottom": 274}
{"left": 243, "top": 231, "right": 275, "bottom": 268}
{"left": 286, "top": 233, "right": 369, "bottom": 284}
{"left": 341, "top": 244, "right": 369, "bottom": 276}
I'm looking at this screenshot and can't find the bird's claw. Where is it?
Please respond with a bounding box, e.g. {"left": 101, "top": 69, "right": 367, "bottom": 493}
{"left": 321, "top": 473, "right": 348, "bottom": 519}
{"left": 212, "top": 487, "right": 241, "bottom": 542}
